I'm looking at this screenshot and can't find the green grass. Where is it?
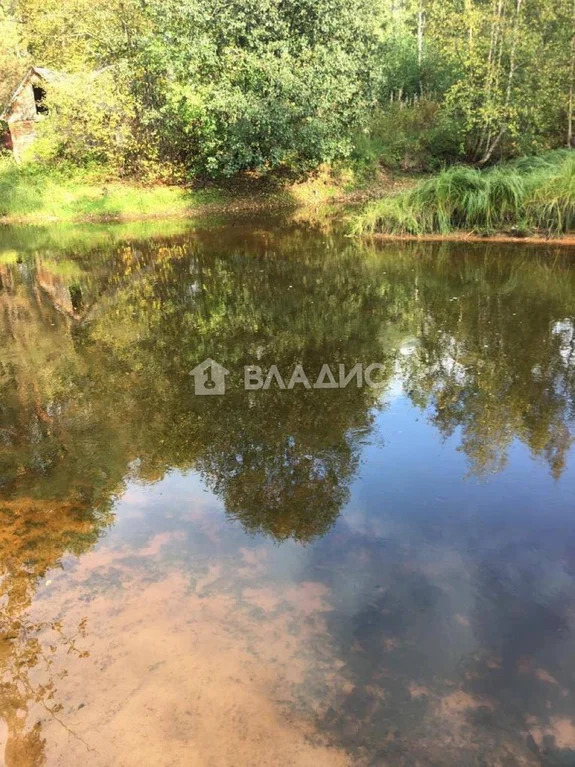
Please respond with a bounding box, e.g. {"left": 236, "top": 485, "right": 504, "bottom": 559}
{"left": 0, "top": 158, "right": 222, "bottom": 223}
{"left": 351, "top": 150, "right": 575, "bottom": 237}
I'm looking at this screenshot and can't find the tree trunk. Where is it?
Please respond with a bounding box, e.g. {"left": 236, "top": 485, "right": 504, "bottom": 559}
{"left": 480, "top": 0, "right": 523, "bottom": 165}
{"left": 568, "top": 0, "right": 575, "bottom": 147}
{"left": 477, "top": 0, "right": 503, "bottom": 156}
{"left": 417, "top": 0, "right": 424, "bottom": 95}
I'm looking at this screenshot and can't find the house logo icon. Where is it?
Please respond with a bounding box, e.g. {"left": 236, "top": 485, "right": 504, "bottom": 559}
{"left": 190, "top": 359, "right": 230, "bottom": 396}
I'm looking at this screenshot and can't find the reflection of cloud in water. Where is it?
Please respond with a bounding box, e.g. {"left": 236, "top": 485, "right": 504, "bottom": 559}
{"left": 24, "top": 485, "right": 353, "bottom": 765}
{"left": 3, "top": 454, "right": 575, "bottom": 765}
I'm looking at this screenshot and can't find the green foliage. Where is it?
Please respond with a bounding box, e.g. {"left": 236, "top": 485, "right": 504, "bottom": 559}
{"left": 0, "top": 8, "right": 29, "bottom": 109}
{"left": 29, "top": 69, "right": 145, "bottom": 174}
{"left": 1, "top": 0, "right": 575, "bottom": 179}
{"left": 132, "top": 0, "right": 379, "bottom": 178}
{"left": 527, "top": 155, "right": 575, "bottom": 233}
{"left": 352, "top": 151, "right": 575, "bottom": 235}
{"left": 352, "top": 102, "right": 464, "bottom": 173}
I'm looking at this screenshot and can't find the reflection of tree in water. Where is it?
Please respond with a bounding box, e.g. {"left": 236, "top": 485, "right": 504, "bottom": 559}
{"left": 0, "top": 229, "right": 575, "bottom": 761}
{"left": 385, "top": 245, "right": 575, "bottom": 477}
{"left": 0, "top": 256, "right": 118, "bottom": 765}
{"left": 194, "top": 383, "right": 374, "bottom": 541}
{"left": 2, "top": 233, "right": 575, "bottom": 537}
{"left": 71, "top": 232, "right": 395, "bottom": 541}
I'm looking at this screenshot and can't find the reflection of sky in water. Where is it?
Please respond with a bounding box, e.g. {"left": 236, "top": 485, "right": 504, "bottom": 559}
{"left": 2, "top": 227, "right": 575, "bottom": 765}
{"left": 64, "top": 384, "right": 575, "bottom": 765}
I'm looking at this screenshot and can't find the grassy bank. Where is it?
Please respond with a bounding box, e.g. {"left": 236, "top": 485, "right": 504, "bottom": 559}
{"left": 352, "top": 151, "right": 575, "bottom": 238}
{"left": 0, "top": 157, "right": 413, "bottom": 225}
{"left": 0, "top": 159, "right": 225, "bottom": 223}
{"left": 5, "top": 152, "right": 575, "bottom": 237}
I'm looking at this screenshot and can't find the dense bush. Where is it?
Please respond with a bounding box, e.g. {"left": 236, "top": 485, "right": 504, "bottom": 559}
{"left": 30, "top": 70, "right": 142, "bottom": 174}
{"left": 352, "top": 102, "right": 464, "bottom": 173}
{"left": 2, "top": 0, "right": 575, "bottom": 180}
{"left": 124, "top": 0, "right": 380, "bottom": 179}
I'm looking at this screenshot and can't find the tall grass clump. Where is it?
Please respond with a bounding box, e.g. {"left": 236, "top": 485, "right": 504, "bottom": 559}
{"left": 525, "top": 154, "right": 575, "bottom": 234}
{"left": 352, "top": 150, "right": 575, "bottom": 237}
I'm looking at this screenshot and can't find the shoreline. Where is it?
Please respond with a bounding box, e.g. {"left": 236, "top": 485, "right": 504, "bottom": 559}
{"left": 0, "top": 167, "right": 415, "bottom": 227}
{"left": 3, "top": 198, "right": 575, "bottom": 248}
{"left": 3, "top": 208, "right": 575, "bottom": 247}
{"left": 361, "top": 231, "right": 575, "bottom": 248}
{"left": 2, "top": 176, "right": 574, "bottom": 247}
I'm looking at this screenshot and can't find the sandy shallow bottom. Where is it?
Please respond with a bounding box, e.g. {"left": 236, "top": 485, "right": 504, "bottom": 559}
{"left": 5, "top": 536, "right": 353, "bottom": 767}
{"left": 1, "top": 497, "right": 574, "bottom": 767}
{"left": 3, "top": 436, "right": 575, "bottom": 767}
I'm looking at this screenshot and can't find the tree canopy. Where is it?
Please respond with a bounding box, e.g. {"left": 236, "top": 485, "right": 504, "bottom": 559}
{"left": 1, "top": 0, "right": 574, "bottom": 176}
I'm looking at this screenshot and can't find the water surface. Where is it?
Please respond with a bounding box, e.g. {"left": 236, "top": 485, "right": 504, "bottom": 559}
{"left": 1, "top": 221, "right": 575, "bottom": 766}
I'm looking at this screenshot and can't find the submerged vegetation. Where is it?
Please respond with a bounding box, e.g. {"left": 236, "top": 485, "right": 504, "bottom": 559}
{"left": 352, "top": 150, "right": 575, "bottom": 237}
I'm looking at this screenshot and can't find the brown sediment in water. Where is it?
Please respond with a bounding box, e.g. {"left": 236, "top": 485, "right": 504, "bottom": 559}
{"left": 1, "top": 499, "right": 572, "bottom": 767}
{"left": 408, "top": 682, "right": 431, "bottom": 699}
{"left": 535, "top": 668, "right": 560, "bottom": 686}
{"left": 16, "top": 547, "right": 352, "bottom": 767}
{"left": 529, "top": 716, "right": 575, "bottom": 750}
{"left": 440, "top": 690, "right": 495, "bottom": 714}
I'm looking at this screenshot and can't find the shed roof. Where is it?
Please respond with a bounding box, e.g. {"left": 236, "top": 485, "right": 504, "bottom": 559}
{"left": 1, "top": 67, "right": 66, "bottom": 121}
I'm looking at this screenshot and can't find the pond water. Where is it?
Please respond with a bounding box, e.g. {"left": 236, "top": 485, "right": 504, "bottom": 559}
{"left": 1, "top": 219, "right": 575, "bottom": 766}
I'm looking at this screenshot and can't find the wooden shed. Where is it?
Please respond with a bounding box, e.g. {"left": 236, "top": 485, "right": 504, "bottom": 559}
{"left": 1, "top": 67, "right": 64, "bottom": 162}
